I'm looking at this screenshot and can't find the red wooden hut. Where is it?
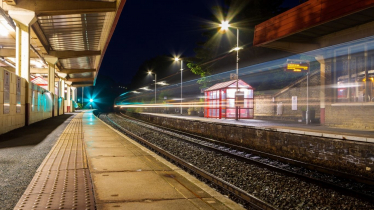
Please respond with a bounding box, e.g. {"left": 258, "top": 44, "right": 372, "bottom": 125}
{"left": 204, "top": 79, "right": 254, "bottom": 119}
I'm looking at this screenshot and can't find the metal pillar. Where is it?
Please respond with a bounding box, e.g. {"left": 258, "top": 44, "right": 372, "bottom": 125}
{"left": 82, "top": 87, "right": 84, "bottom": 108}
{"left": 60, "top": 79, "right": 65, "bottom": 99}
{"left": 315, "top": 56, "right": 325, "bottom": 124}
{"left": 235, "top": 28, "right": 240, "bottom": 121}
{"left": 45, "top": 56, "right": 58, "bottom": 94}
{"left": 10, "top": 10, "right": 37, "bottom": 126}
{"left": 67, "top": 86, "right": 71, "bottom": 113}
{"left": 180, "top": 60, "right": 183, "bottom": 115}
{"left": 306, "top": 72, "right": 309, "bottom": 125}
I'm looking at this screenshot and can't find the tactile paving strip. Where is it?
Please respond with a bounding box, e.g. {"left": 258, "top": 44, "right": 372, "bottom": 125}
{"left": 14, "top": 113, "right": 95, "bottom": 210}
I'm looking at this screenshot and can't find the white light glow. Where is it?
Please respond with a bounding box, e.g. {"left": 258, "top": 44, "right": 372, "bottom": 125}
{"left": 0, "top": 23, "right": 9, "bottom": 36}
{"left": 229, "top": 46, "right": 243, "bottom": 52}
{"left": 1, "top": 20, "right": 14, "bottom": 32}
{"left": 139, "top": 87, "right": 149, "bottom": 90}
{"left": 220, "top": 20, "right": 230, "bottom": 31}
{"left": 157, "top": 81, "right": 168, "bottom": 86}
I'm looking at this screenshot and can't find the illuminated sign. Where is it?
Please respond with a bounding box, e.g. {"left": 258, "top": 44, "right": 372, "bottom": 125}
{"left": 285, "top": 59, "right": 309, "bottom": 72}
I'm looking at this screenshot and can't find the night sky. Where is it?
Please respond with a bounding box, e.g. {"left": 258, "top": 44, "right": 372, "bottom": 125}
{"left": 98, "top": 0, "right": 300, "bottom": 85}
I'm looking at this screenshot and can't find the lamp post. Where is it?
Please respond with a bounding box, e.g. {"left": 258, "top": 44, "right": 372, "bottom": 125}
{"left": 148, "top": 71, "right": 157, "bottom": 104}
{"left": 174, "top": 57, "right": 183, "bottom": 115}
{"left": 220, "top": 20, "right": 242, "bottom": 120}
{"left": 82, "top": 87, "right": 84, "bottom": 108}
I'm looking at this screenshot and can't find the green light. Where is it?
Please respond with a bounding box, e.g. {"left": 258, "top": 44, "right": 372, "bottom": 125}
{"left": 89, "top": 99, "right": 93, "bottom": 102}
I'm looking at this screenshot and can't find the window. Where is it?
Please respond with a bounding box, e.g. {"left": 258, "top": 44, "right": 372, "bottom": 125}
{"left": 335, "top": 43, "right": 374, "bottom": 102}
{"left": 227, "top": 89, "right": 236, "bottom": 98}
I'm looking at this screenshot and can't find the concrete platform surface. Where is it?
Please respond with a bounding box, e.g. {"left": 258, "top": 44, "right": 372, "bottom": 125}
{"left": 139, "top": 113, "right": 374, "bottom": 143}
{"left": 0, "top": 113, "right": 75, "bottom": 210}
{"left": 13, "top": 111, "right": 244, "bottom": 210}
{"left": 84, "top": 111, "right": 244, "bottom": 210}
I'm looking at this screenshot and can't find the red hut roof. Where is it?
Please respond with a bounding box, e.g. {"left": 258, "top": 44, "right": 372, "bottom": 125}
{"left": 31, "top": 76, "right": 48, "bottom": 87}
{"left": 205, "top": 79, "right": 252, "bottom": 92}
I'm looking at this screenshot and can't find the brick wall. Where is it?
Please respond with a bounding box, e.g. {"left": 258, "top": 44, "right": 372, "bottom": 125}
{"left": 326, "top": 105, "right": 374, "bottom": 130}
{"left": 129, "top": 112, "right": 374, "bottom": 178}
{"left": 254, "top": 95, "right": 274, "bottom": 116}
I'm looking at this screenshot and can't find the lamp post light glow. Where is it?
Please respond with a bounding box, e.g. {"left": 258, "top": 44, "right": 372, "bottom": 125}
{"left": 148, "top": 71, "right": 157, "bottom": 104}
{"left": 89, "top": 99, "right": 93, "bottom": 103}
{"left": 174, "top": 57, "right": 183, "bottom": 115}
{"left": 219, "top": 20, "right": 230, "bottom": 31}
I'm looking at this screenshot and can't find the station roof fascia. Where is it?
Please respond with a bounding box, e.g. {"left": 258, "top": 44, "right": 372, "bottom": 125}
{"left": 253, "top": 0, "right": 374, "bottom": 53}
{"left": 1, "top": 0, "right": 126, "bottom": 87}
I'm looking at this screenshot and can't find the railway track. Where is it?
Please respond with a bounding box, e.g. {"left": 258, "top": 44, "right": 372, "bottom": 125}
{"left": 100, "top": 112, "right": 275, "bottom": 210}
{"left": 98, "top": 112, "right": 374, "bottom": 209}
{"left": 118, "top": 112, "right": 374, "bottom": 185}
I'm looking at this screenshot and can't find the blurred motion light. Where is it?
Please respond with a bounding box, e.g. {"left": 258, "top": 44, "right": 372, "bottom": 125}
{"left": 230, "top": 46, "right": 243, "bottom": 52}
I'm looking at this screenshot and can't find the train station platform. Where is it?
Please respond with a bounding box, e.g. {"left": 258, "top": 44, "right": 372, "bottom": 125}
{"left": 139, "top": 113, "right": 374, "bottom": 143}
{"left": 12, "top": 111, "right": 243, "bottom": 210}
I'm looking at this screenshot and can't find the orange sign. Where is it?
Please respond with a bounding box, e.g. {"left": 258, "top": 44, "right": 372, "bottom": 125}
{"left": 285, "top": 60, "right": 309, "bottom": 72}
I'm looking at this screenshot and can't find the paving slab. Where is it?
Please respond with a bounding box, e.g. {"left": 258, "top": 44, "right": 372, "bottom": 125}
{"left": 84, "top": 136, "right": 124, "bottom": 141}
{"left": 92, "top": 171, "right": 187, "bottom": 202}
{"left": 85, "top": 140, "right": 125, "bottom": 148}
{"left": 86, "top": 147, "right": 136, "bottom": 157}
{"left": 89, "top": 156, "right": 170, "bottom": 172}
{"left": 96, "top": 199, "right": 213, "bottom": 210}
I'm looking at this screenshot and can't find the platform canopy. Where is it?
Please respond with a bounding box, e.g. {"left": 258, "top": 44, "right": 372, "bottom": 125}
{"left": 253, "top": 0, "right": 374, "bottom": 53}
{"left": 0, "top": 0, "right": 126, "bottom": 87}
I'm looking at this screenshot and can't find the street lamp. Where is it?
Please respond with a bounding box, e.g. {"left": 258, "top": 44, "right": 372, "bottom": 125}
{"left": 148, "top": 71, "right": 157, "bottom": 104}
{"left": 220, "top": 20, "right": 242, "bottom": 120}
{"left": 174, "top": 57, "right": 184, "bottom": 115}
{"left": 219, "top": 20, "right": 240, "bottom": 90}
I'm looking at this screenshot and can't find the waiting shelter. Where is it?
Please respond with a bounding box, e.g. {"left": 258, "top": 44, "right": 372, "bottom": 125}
{"left": 204, "top": 79, "right": 254, "bottom": 119}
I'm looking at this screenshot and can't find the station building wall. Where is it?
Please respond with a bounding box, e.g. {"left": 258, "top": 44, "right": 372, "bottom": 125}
{"left": 274, "top": 71, "right": 321, "bottom": 118}
{"left": 254, "top": 96, "right": 274, "bottom": 116}
{"left": 0, "top": 68, "right": 64, "bottom": 135}
{"left": 0, "top": 68, "right": 26, "bottom": 134}
{"left": 254, "top": 71, "right": 321, "bottom": 121}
